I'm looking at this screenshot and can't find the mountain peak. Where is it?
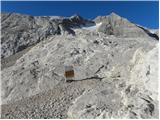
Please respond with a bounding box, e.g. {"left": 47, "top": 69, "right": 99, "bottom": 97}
{"left": 110, "top": 12, "right": 120, "bottom": 17}
{"left": 108, "top": 12, "right": 122, "bottom": 20}
{"left": 94, "top": 12, "right": 123, "bottom": 23}
{"left": 70, "top": 14, "right": 83, "bottom": 20}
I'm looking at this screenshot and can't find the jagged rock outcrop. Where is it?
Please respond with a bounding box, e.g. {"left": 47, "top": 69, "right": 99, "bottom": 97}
{"left": 1, "top": 12, "right": 158, "bottom": 119}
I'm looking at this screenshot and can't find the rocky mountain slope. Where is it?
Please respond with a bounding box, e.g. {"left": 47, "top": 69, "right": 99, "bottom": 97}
{"left": 1, "top": 12, "right": 94, "bottom": 59}
{"left": 1, "top": 12, "right": 159, "bottom": 119}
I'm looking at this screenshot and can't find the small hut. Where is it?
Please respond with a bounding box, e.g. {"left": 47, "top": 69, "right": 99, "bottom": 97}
{"left": 64, "top": 66, "right": 74, "bottom": 82}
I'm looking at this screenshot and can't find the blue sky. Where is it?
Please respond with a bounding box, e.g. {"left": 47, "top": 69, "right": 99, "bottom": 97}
{"left": 1, "top": 1, "right": 159, "bottom": 29}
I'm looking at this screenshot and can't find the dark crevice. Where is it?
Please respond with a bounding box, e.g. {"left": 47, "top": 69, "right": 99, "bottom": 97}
{"left": 140, "top": 97, "right": 151, "bottom": 103}
{"left": 94, "top": 65, "right": 105, "bottom": 74}
{"left": 66, "top": 75, "right": 105, "bottom": 82}
{"left": 137, "top": 26, "right": 159, "bottom": 40}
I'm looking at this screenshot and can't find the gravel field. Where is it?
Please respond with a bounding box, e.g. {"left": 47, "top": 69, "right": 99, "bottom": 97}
{"left": 1, "top": 79, "right": 101, "bottom": 119}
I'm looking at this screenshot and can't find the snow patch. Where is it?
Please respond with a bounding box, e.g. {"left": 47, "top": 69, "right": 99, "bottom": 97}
{"left": 74, "top": 23, "right": 102, "bottom": 31}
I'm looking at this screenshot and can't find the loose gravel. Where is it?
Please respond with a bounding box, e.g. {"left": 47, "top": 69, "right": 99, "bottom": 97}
{"left": 1, "top": 79, "right": 101, "bottom": 119}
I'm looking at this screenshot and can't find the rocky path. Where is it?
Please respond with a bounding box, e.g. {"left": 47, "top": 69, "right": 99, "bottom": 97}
{"left": 1, "top": 79, "right": 101, "bottom": 119}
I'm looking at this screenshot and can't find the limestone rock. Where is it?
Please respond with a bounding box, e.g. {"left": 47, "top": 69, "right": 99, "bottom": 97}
{"left": 1, "top": 12, "right": 158, "bottom": 119}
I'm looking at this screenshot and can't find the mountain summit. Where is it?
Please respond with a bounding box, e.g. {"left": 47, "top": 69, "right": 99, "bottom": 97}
{"left": 95, "top": 12, "right": 159, "bottom": 38}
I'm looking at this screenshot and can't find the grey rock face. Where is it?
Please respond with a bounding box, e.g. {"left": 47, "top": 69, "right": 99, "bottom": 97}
{"left": 1, "top": 12, "right": 59, "bottom": 58}
{"left": 1, "top": 12, "right": 94, "bottom": 58}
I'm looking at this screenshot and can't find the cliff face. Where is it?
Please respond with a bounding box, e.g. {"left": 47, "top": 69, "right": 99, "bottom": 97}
{"left": 1, "top": 12, "right": 159, "bottom": 119}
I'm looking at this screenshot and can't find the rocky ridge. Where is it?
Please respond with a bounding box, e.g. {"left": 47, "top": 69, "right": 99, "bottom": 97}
{"left": 1, "top": 12, "right": 158, "bottom": 59}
